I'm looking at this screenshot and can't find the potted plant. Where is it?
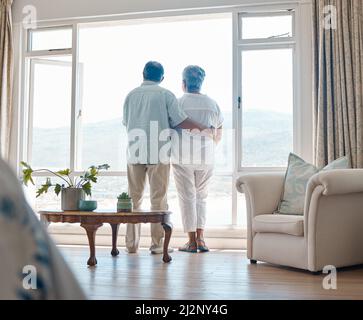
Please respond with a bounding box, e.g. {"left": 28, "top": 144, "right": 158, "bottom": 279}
{"left": 117, "top": 192, "right": 132, "bottom": 213}
{"left": 21, "top": 162, "right": 110, "bottom": 211}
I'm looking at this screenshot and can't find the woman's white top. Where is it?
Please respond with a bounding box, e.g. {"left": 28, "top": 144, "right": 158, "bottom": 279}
{"left": 171, "top": 93, "right": 224, "bottom": 169}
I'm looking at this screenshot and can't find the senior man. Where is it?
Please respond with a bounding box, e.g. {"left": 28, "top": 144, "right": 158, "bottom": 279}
{"left": 122, "top": 61, "right": 211, "bottom": 254}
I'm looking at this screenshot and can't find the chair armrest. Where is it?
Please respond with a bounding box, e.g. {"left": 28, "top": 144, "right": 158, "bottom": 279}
{"left": 304, "top": 169, "right": 363, "bottom": 229}
{"left": 304, "top": 169, "right": 363, "bottom": 231}
{"left": 304, "top": 169, "right": 363, "bottom": 271}
{"left": 236, "top": 172, "right": 285, "bottom": 216}
{"left": 308, "top": 169, "right": 363, "bottom": 196}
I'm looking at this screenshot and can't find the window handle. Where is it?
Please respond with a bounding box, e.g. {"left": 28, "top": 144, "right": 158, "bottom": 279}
{"left": 238, "top": 97, "right": 241, "bottom": 109}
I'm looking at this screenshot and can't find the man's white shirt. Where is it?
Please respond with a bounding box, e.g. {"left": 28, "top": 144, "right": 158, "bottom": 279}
{"left": 123, "top": 81, "right": 188, "bottom": 164}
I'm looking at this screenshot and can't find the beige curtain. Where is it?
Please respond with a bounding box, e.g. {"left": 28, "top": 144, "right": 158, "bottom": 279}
{"left": 313, "top": 0, "right": 363, "bottom": 168}
{"left": 0, "top": 0, "right": 13, "bottom": 160}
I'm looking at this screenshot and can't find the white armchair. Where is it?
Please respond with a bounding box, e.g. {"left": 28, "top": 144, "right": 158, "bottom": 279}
{"left": 236, "top": 170, "right": 363, "bottom": 273}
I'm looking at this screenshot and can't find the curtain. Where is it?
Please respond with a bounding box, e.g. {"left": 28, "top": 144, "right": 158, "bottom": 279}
{"left": 313, "top": 0, "right": 363, "bottom": 168}
{"left": 0, "top": 0, "right": 13, "bottom": 160}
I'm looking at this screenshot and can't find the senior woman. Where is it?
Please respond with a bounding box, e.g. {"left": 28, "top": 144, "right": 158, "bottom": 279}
{"left": 172, "top": 65, "right": 223, "bottom": 253}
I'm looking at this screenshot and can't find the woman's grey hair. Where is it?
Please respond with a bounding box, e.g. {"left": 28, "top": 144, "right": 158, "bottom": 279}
{"left": 183, "top": 65, "right": 206, "bottom": 93}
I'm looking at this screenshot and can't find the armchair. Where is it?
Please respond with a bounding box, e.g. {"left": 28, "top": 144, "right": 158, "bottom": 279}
{"left": 236, "top": 170, "right": 363, "bottom": 272}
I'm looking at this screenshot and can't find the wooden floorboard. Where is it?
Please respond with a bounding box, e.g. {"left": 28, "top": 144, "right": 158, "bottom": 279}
{"left": 59, "top": 245, "right": 363, "bottom": 300}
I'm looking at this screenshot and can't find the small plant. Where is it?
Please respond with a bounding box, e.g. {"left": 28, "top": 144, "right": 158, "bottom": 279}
{"left": 21, "top": 162, "right": 110, "bottom": 197}
{"left": 117, "top": 192, "right": 132, "bottom": 213}
{"left": 117, "top": 192, "right": 131, "bottom": 200}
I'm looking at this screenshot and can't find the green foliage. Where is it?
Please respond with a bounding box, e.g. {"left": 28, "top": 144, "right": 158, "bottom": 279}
{"left": 76, "top": 164, "right": 110, "bottom": 196}
{"left": 57, "top": 169, "right": 71, "bottom": 176}
{"left": 118, "top": 192, "right": 131, "bottom": 200}
{"left": 82, "top": 182, "right": 92, "bottom": 196}
{"left": 36, "top": 178, "right": 52, "bottom": 198}
{"left": 20, "top": 161, "right": 110, "bottom": 198}
{"left": 21, "top": 161, "right": 34, "bottom": 186}
{"left": 54, "top": 184, "right": 62, "bottom": 196}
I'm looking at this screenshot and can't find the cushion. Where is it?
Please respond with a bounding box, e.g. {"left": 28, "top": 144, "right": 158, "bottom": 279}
{"left": 277, "top": 154, "right": 351, "bottom": 215}
{"left": 253, "top": 214, "right": 304, "bottom": 237}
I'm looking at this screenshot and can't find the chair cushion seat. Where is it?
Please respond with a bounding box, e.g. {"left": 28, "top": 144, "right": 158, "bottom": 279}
{"left": 253, "top": 214, "right": 304, "bottom": 237}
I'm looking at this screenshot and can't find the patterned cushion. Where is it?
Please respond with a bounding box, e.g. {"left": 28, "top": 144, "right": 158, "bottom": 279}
{"left": 277, "top": 153, "right": 351, "bottom": 215}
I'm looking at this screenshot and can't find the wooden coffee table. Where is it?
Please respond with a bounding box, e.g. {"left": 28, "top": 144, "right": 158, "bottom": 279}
{"left": 39, "top": 210, "right": 173, "bottom": 266}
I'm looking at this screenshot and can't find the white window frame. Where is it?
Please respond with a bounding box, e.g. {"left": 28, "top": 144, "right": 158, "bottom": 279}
{"left": 18, "top": 2, "right": 312, "bottom": 236}
{"left": 234, "top": 8, "right": 297, "bottom": 172}
{"left": 27, "top": 58, "right": 73, "bottom": 165}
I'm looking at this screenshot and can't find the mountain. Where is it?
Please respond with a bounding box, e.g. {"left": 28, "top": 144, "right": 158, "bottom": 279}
{"left": 32, "top": 110, "right": 293, "bottom": 170}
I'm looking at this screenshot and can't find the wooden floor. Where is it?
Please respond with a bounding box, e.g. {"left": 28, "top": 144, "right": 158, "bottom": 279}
{"left": 60, "top": 245, "right": 363, "bottom": 300}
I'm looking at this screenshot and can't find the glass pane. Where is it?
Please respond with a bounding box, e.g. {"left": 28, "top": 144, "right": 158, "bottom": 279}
{"left": 207, "top": 176, "right": 233, "bottom": 226}
{"left": 241, "top": 14, "right": 293, "bottom": 40}
{"left": 84, "top": 176, "right": 129, "bottom": 210}
{"left": 78, "top": 13, "right": 233, "bottom": 172}
{"left": 26, "top": 177, "right": 66, "bottom": 212}
{"left": 30, "top": 28, "right": 72, "bottom": 51}
{"left": 31, "top": 58, "right": 72, "bottom": 169}
{"left": 168, "top": 175, "right": 232, "bottom": 227}
{"left": 77, "top": 174, "right": 232, "bottom": 227}
{"left": 241, "top": 48, "right": 293, "bottom": 167}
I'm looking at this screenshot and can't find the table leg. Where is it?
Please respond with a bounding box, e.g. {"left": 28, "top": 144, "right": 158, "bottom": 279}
{"left": 162, "top": 222, "right": 173, "bottom": 263}
{"left": 81, "top": 223, "right": 103, "bottom": 267}
{"left": 110, "top": 223, "right": 120, "bottom": 257}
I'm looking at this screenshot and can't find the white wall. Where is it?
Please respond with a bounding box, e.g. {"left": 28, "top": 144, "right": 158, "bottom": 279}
{"left": 12, "top": 0, "right": 305, "bottom": 22}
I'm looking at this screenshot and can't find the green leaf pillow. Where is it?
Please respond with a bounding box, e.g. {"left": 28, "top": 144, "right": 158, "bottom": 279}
{"left": 277, "top": 153, "right": 350, "bottom": 215}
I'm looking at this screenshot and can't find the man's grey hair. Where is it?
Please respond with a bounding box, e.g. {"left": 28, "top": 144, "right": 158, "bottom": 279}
{"left": 183, "top": 65, "right": 206, "bottom": 93}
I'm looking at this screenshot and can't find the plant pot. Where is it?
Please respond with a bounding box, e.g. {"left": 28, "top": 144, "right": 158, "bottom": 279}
{"left": 117, "top": 199, "right": 133, "bottom": 213}
{"left": 79, "top": 200, "right": 97, "bottom": 212}
{"left": 61, "top": 188, "right": 85, "bottom": 211}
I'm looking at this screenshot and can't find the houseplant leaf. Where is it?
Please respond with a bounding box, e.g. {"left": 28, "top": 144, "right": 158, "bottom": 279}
{"left": 57, "top": 169, "right": 71, "bottom": 176}
{"left": 82, "top": 182, "right": 92, "bottom": 196}
{"left": 20, "top": 162, "right": 34, "bottom": 186}
{"left": 36, "top": 178, "right": 52, "bottom": 198}
{"left": 54, "top": 184, "right": 62, "bottom": 196}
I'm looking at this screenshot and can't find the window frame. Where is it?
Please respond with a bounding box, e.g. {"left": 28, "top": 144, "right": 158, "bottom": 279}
{"left": 19, "top": 3, "right": 311, "bottom": 232}
{"left": 238, "top": 10, "right": 295, "bottom": 42}
{"left": 235, "top": 9, "right": 297, "bottom": 171}
{"left": 27, "top": 25, "right": 73, "bottom": 53}
{"left": 27, "top": 57, "right": 73, "bottom": 166}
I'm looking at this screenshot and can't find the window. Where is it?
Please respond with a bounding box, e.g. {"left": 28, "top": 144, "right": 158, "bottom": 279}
{"left": 241, "top": 48, "right": 293, "bottom": 167}
{"left": 28, "top": 27, "right": 72, "bottom": 52}
{"left": 77, "top": 15, "right": 232, "bottom": 172}
{"left": 29, "top": 57, "right": 72, "bottom": 169}
{"left": 22, "top": 6, "right": 304, "bottom": 231}
{"left": 237, "top": 10, "right": 295, "bottom": 168}
{"left": 24, "top": 14, "right": 235, "bottom": 227}
{"left": 240, "top": 12, "right": 293, "bottom": 40}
